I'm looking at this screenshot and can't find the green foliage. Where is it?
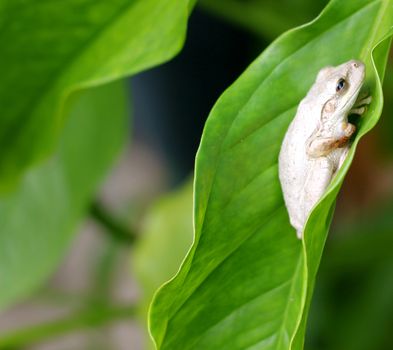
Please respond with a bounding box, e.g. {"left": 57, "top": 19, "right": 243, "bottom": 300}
{"left": 0, "top": 303, "right": 135, "bottom": 348}
{"left": 133, "top": 180, "right": 194, "bottom": 306}
{"left": 133, "top": 180, "right": 194, "bottom": 348}
{"left": 309, "top": 202, "right": 393, "bottom": 350}
{"left": 198, "top": 0, "right": 328, "bottom": 39}
{"left": 0, "top": 0, "right": 190, "bottom": 189}
{"left": 149, "top": 1, "right": 393, "bottom": 349}
{"left": 0, "top": 81, "right": 127, "bottom": 309}
{"left": 1, "top": 0, "right": 393, "bottom": 348}
{"left": 0, "top": 0, "right": 192, "bottom": 311}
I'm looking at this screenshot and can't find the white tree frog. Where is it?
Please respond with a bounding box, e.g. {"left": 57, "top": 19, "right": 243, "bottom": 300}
{"left": 278, "top": 60, "right": 371, "bottom": 239}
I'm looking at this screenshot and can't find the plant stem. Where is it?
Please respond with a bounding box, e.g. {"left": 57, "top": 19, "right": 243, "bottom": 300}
{"left": 0, "top": 304, "right": 135, "bottom": 349}
{"left": 90, "top": 202, "right": 136, "bottom": 244}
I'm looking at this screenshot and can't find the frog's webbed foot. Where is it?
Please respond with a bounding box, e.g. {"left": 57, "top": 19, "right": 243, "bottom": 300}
{"left": 343, "top": 122, "right": 356, "bottom": 137}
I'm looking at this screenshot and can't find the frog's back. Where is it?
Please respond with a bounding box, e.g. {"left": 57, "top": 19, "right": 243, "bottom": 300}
{"left": 278, "top": 100, "right": 319, "bottom": 229}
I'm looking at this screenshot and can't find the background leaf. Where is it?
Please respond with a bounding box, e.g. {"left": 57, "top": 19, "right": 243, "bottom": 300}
{"left": 132, "top": 180, "right": 193, "bottom": 348}
{"left": 133, "top": 180, "right": 194, "bottom": 307}
{"left": 0, "top": 81, "right": 127, "bottom": 309}
{"left": 0, "top": 0, "right": 194, "bottom": 311}
{"left": 198, "top": 0, "right": 328, "bottom": 39}
{"left": 149, "top": 1, "right": 393, "bottom": 349}
{"left": 0, "top": 0, "right": 189, "bottom": 189}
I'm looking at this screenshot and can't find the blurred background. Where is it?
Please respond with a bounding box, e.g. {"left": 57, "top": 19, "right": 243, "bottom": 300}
{"left": 1, "top": 1, "right": 393, "bottom": 349}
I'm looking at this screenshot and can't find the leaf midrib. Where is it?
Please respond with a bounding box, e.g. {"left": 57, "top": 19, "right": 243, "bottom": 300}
{"left": 275, "top": 255, "right": 303, "bottom": 350}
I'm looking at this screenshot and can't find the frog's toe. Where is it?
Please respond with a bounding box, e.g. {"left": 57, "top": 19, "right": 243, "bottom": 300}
{"left": 355, "top": 95, "right": 372, "bottom": 107}
{"left": 349, "top": 106, "right": 366, "bottom": 116}
{"left": 363, "top": 95, "right": 372, "bottom": 105}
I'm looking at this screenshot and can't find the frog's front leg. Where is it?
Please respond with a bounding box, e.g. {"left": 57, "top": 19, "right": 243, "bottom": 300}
{"left": 306, "top": 123, "right": 355, "bottom": 158}
{"left": 354, "top": 94, "right": 372, "bottom": 107}
{"left": 351, "top": 94, "right": 371, "bottom": 115}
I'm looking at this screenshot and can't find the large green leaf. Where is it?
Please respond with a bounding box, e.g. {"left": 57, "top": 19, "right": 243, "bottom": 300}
{"left": 0, "top": 0, "right": 190, "bottom": 189}
{"left": 149, "top": 1, "right": 393, "bottom": 349}
{"left": 0, "top": 81, "right": 127, "bottom": 309}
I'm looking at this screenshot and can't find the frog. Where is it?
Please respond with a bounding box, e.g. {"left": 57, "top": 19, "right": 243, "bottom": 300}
{"left": 278, "top": 60, "right": 371, "bottom": 239}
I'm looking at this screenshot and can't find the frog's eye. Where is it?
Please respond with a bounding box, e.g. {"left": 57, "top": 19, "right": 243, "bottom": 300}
{"left": 336, "top": 78, "right": 346, "bottom": 92}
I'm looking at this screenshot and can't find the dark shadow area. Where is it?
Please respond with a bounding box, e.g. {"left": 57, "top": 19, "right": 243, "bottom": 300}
{"left": 131, "top": 8, "right": 261, "bottom": 185}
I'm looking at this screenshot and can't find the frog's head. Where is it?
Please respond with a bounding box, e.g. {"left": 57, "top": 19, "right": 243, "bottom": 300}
{"left": 318, "top": 60, "right": 365, "bottom": 115}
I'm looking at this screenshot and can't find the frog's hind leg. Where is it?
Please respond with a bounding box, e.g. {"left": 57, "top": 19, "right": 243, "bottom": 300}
{"left": 289, "top": 214, "right": 304, "bottom": 239}
{"left": 300, "top": 158, "right": 334, "bottom": 237}
{"left": 338, "top": 147, "right": 350, "bottom": 169}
